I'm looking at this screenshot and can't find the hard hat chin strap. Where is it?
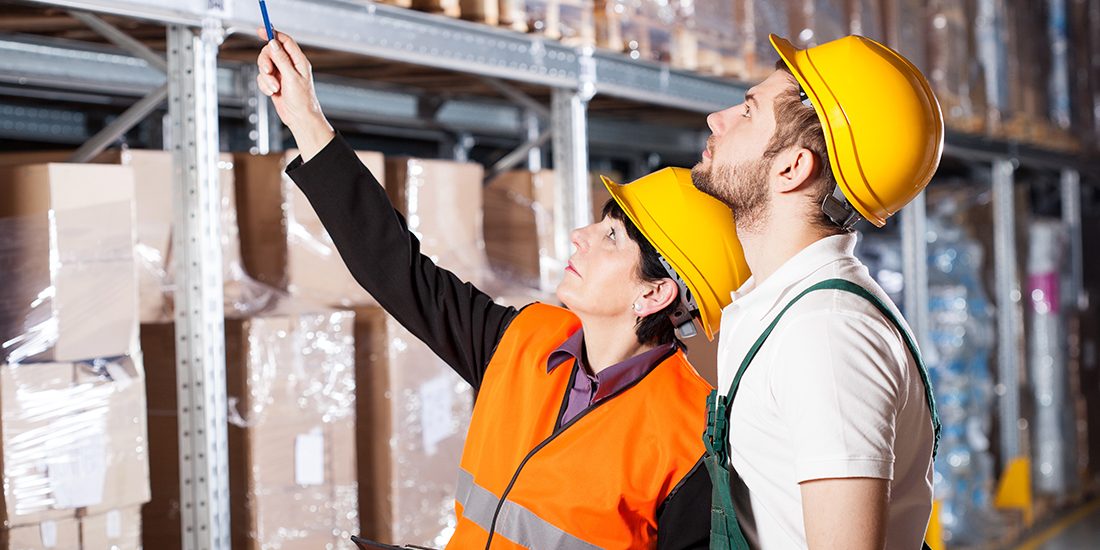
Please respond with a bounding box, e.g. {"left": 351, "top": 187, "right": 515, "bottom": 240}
{"left": 657, "top": 255, "right": 700, "bottom": 339}
{"left": 821, "top": 184, "right": 863, "bottom": 230}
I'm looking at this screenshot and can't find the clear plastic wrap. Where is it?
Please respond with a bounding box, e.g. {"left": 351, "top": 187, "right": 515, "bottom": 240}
{"left": 484, "top": 170, "right": 564, "bottom": 291}
{"left": 498, "top": 0, "right": 529, "bottom": 31}
{"left": 692, "top": 0, "right": 748, "bottom": 77}
{"left": 811, "top": 0, "right": 848, "bottom": 44}
{"left": 924, "top": 186, "right": 1004, "bottom": 546}
{"left": 386, "top": 157, "right": 494, "bottom": 289}
{"left": 234, "top": 150, "right": 385, "bottom": 311}
{"left": 1, "top": 356, "right": 150, "bottom": 538}
{"left": 142, "top": 303, "right": 358, "bottom": 550}
{"left": 0, "top": 163, "right": 138, "bottom": 365}
{"left": 749, "top": 0, "right": 796, "bottom": 79}
{"left": 849, "top": 0, "right": 881, "bottom": 40}
{"left": 1026, "top": 219, "right": 1074, "bottom": 496}
{"left": 526, "top": 0, "right": 595, "bottom": 47}
{"left": 354, "top": 307, "right": 472, "bottom": 546}
{"left": 927, "top": 0, "right": 987, "bottom": 134}
{"left": 80, "top": 506, "right": 142, "bottom": 550}
{"left": 884, "top": 0, "right": 928, "bottom": 76}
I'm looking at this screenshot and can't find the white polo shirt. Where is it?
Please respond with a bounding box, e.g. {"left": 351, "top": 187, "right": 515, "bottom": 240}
{"left": 717, "top": 234, "right": 935, "bottom": 549}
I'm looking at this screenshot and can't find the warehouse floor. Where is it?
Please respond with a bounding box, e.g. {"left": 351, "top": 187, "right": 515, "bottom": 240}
{"left": 1014, "top": 500, "right": 1100, "bottom": 550}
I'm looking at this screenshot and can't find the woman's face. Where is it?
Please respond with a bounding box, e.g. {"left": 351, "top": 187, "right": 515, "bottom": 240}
{"left": 555, "top": 215, "right": 646, "bottom": 320}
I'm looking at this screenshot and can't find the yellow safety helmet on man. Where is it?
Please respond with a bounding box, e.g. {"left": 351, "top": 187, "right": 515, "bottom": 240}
{"left": 601, "top": 168, "right": 750, "bottom": 341}
{"left": 770, "top": 33, "right": 945, "bottom": 228}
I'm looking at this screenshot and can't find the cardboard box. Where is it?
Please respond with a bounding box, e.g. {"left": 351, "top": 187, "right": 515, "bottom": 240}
{"left": 353, "top": 306, "right": 473, "bottom": 544}
{"left": 0, "top": 150, "right": 240, "bottom": 323}
{"left": 484, "top": 170, "right": 559, "bottom": 290}
{"left": 460, "top": 0, "right": 499, "bottom": 24}
{"left": 690, "top": 0, "right": 748, "bottom": 77}
{"left": 0, "top": 516, "right": 79, "bottom": 550}
{"left": 0, "top": 163, "right": 136, "bottom": 364}
{"left": 79, "top": 506, "right": 141, "bottom": 550}
{"left": 411, "top": 0, "right": 460, "bottom": 17}
{"left": 926, "top": 0, "right": 986, "bottom": 134}
{"left": 498, "top": 0, "right": 528, "bottom": 31}
{"left": 527, "top": 0, "right": 594, "bottom": 46}
{"left": 1, "top": 357, "right": 149, "bottom": 530}
{"left": 234, "top": 151, "right": 385, "bottom": 309}
{"left": 142, "top": 306, "right": 358, "bottom": 550}
{"left": 386, "top": 157, "right": 490, "bottom": 287}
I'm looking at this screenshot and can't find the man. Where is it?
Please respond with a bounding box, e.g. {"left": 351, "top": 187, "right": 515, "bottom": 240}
{"left": 694, "top": 35, "right": 942, "bottom": 549}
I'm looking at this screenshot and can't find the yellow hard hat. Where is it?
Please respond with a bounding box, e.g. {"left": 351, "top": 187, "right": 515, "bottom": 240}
{"left": 770, "top": 34, "right": 944, "bottom": 228}
{"left": 602, "top": 168, "right": 750, "bottom": 341}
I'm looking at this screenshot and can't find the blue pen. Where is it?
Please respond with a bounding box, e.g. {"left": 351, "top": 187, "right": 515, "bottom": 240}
{"left": 259, "top": 0, "right": 275, "bottom": 41}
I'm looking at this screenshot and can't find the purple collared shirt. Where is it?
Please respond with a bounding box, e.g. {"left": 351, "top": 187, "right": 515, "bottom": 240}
{"left": 547, "top": 329, "right": 676, "bottom": 427}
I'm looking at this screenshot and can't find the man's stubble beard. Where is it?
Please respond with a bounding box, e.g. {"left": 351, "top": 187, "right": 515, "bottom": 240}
{"left": 692, "top": 157, "right": 771, "bottom": 232}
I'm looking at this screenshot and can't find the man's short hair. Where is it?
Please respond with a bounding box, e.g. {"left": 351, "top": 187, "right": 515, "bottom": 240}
{"left": 766, "top": 63, "right": 851, "bottom": 235}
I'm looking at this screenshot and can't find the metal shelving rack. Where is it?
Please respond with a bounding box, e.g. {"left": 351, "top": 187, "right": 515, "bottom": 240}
{"left": 3, "top": 0, "right": 1098, "bottom": 547}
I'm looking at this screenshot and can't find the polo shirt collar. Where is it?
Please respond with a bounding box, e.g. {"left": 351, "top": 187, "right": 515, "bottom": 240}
{"left": 729, "top": 233, "right": 859, "bottom": 321}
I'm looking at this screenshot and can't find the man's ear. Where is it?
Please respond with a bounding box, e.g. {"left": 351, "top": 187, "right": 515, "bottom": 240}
{"left": 773, "top": 147, "right": 819, "bottom": 194}
{"left": 634, "top": 278, "right": 679, "bottom": 317}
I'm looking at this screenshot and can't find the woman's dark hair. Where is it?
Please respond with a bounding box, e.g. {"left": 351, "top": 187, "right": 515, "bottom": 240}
{"left": 601, "top": 199, "right": 681, "bottom": 347}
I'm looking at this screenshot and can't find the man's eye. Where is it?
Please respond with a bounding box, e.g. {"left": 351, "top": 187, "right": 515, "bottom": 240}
{"left": 607, "top": 228, "right": 616, "bottom": 240}
{"left": 742, "top": 105, "right": 751, "bottom": 118}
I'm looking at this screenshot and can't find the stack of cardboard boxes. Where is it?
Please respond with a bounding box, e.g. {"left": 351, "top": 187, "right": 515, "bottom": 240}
{"left": 0, "top": 162, "right": 149, "bottom": 549}
{"left": 119, "top": 150, "right": 360, "bottom": 549}
{"left": 0, "top": 146, "right": 696, "bottom": 550}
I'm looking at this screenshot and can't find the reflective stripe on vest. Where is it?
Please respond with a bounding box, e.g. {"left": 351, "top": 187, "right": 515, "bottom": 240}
{"left": 456, "top": 470, "right": 602, "bottom": 550}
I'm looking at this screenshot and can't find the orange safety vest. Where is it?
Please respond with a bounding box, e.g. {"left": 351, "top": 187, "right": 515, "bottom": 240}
{"left": 447, "top": 304, "right": 712, "bottom": 549}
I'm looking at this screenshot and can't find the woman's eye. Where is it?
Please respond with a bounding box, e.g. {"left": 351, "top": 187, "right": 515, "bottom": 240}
{"left": 742, "top": 105, "right": 751, "bottom": 118}
{"left": 606, "top": 228, "right": 616, "bottom": 241}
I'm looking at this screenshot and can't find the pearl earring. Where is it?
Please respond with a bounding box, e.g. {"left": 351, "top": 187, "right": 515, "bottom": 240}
{"left": 632, "top": 303, "right": 642, "bottom": 312}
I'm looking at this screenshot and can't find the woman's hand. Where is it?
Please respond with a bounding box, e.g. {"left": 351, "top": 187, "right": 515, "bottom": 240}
{"left": 255, "top": 28, "right": 335, "bottom": 161}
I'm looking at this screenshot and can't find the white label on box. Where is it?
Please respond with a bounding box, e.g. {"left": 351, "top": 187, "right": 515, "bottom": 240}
{"left": 40, "top": 521, "right": 58, "bottom": 548}
{"left": 419, "top": 375, "right": 456, "bottom": 456}
{"left": 294, "top": 429, "right": 325, "bottom": 486}
{"left": 48, "top": 434, "right": 107, "bottom": 508}
{"left": 106, "top": 509, "right": 122, "bottom": 538}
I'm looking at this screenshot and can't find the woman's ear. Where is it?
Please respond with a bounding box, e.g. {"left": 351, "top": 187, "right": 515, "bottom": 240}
{"left": 633, "top": 278, "right": 679, "bottom": 317}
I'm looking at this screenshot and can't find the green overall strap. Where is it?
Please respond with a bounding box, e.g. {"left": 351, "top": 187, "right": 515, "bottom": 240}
{"left": 704, "top": 278, "right": 941, "bottom": 550}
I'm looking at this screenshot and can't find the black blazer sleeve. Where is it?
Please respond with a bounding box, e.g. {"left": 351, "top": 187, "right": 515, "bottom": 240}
{"left": 286, "top": 134, "right": 518, "bottom": 389}
{"left": 657, "top": 459, "right": 712, "bottom": 549}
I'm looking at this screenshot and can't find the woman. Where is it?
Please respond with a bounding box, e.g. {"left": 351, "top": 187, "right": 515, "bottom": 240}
{"left": 256, "top": 30, "right": 750, "bottom": 549}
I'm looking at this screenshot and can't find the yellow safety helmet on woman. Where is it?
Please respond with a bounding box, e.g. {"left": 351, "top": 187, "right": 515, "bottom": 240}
{"left": 770, "top": 33, "right": 945, "bottom": 228}
{"left": 602, "top": 168, "right": 750, "bottom": 341}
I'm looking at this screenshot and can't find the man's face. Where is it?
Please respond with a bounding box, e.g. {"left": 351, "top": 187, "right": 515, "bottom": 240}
{"left": 692, "top": 70, "right": 793, "bottom": 229}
